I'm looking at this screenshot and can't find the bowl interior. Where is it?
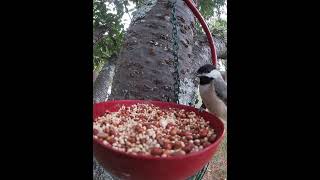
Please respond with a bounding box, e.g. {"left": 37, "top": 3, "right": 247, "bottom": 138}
{"left": 93, "top": 100, "right": 225, "bottom": 159}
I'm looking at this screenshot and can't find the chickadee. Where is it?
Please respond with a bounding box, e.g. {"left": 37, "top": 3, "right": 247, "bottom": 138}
{"left": 196, "top": 64, "right": 227, "bottom": 122}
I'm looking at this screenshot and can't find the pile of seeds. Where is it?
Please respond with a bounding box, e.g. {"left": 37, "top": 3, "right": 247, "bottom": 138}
{"left": 93, "top": 103, "right": 217, "bottom": 157}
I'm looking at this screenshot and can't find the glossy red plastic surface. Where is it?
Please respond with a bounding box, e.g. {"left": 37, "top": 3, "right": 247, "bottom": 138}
{"left": 93, "top": 100, "right": 225, "bottom": 180}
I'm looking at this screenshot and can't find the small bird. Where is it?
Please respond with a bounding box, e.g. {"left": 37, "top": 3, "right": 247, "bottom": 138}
{"left": 196, "top": 64, "right": 227, "bottom": 122}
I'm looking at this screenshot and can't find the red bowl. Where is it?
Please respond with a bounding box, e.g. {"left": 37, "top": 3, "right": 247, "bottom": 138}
{"left": 93, "top": 100, "right": 225, "bottom": 180}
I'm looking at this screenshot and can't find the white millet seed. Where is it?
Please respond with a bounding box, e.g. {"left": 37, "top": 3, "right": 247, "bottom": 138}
{"left": 93, "top": 104, "right": 216, "bottom": 157}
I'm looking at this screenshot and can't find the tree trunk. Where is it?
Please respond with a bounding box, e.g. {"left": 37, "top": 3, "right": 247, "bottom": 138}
{"left": 214, "top": 36, "right": 227, "bottom": 59}
{"left": 109, "top": 0, "right": 207, "bottom": 105}
{"left": 93, "top": 34, "right": 226, "bottom": 104}
{"left": 195, "top": 34, "right": 227, "bottom": 59}
{"left": 93, "top": 54, "right": 117, "bottom": 103}
{"left": 93, "top": 0, "right": 226, "bottom": 179}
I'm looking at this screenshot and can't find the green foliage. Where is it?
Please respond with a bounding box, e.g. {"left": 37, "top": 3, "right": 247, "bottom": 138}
{"left": 199, "top": 0, "right": 225, "bottom": 20}
{"left": 209, "top": 18, "right": 226, "bottom": 38}
{"left": 93, "top": 0, "right": 128, "bottom": 27}
{"left": 198, "top": 0, "right": 214, "bottom": 20}
{"left": 93, "top": 0, "right": 127, "bottom": 71}
{"left": 195, "top": 0, "right": 226, "bottom": 34}
{"left": 93, "top": 27, "right": 124, "bottom": 71}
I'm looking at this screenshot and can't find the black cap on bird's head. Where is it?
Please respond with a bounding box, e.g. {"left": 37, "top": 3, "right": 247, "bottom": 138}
{"left": 196, "top": 64, "right": 220, "bottom": 85}
{"left": 196, "top": 64, "right": 216, "bottom": 76}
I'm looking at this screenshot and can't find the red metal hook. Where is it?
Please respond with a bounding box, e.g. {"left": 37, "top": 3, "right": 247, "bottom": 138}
{"left": 183, "top": 0, "right": 217, "bottom": 66}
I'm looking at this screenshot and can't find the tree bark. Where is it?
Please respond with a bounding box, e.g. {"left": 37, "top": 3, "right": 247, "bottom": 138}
{"left": 93, "top": 54, "right": 117, "bottom": 103}
{"left": 195, "top": 34, "right": 227, "bottom": 59}
{"left": 109, "top": 0, "right": 207, "bottom": 105}
{"left": 214, "top": 35, "right": 227, "bottom": 59}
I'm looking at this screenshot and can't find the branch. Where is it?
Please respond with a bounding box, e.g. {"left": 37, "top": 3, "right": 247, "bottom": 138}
{"left": 196, "top": 34, "right": 227, "bottom": 59}
{"left": 213, "top": 35, "right": 227, "bottom": 59}
{"left": 93, "top": 54, "right": 117, "bottom": 103}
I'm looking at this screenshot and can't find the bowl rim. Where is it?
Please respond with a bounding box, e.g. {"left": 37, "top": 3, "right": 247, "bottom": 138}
{"left": 93, "top": 100, "right": 225, "bottom": 160}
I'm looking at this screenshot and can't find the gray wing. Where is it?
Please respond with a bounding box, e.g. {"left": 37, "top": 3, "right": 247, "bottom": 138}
{"left": 213, "top": 78, "right": 227, "bottom": 105}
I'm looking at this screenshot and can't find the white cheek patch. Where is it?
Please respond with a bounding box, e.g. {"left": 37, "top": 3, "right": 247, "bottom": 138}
{"left": 199, "top": 70, "right": 222, "bottom": 79}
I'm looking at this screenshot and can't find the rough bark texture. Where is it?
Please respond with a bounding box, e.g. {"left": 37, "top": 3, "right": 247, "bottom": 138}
{"left": 109, "top": 0, "right": 201, "bottom": 104}
{"left": 93, "top": 54, "right": 117, "bottom": 103}
{"left": 195, "top": 34, "right": 227, "bottom": 60}
{"left": 214, "top": 35, "right": 227, "bottom": 59}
